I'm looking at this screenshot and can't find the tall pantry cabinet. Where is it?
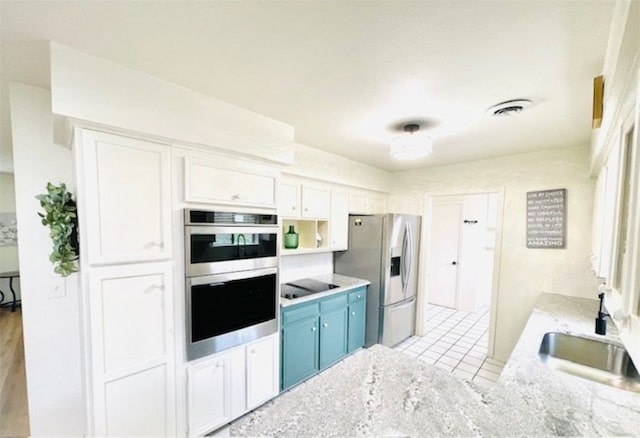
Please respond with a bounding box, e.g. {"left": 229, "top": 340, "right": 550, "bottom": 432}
{"left": 73, "top": 129, "right": 176, "bottom": 436}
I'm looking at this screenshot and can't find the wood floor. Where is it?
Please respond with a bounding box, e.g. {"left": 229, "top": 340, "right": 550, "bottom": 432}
{"left": 0, "top": 308, "right": 29, "bottom": 437}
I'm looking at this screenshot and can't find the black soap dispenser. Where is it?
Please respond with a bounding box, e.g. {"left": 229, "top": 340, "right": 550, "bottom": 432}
{"left": 595, "top": 291, "right": 609, "bottom": 335}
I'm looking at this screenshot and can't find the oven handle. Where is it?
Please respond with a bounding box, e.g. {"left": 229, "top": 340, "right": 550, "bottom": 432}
{"left": 187, "top": 267, "right": 278, "bottom": 287}
{"left": 186, "top": 225, "right": 279, "bottom": 235}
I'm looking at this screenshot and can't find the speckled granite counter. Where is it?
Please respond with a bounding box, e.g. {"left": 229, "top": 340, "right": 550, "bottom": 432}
{"left": 280, "top": 273, "right": 370, "bottom": 308}
{"left": 231, "top": 293, "right": 640, "bottom": 436}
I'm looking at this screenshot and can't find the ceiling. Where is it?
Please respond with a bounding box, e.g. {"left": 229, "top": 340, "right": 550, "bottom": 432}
{"left": 0, "top": 1, "right": 615, "bottom": 172}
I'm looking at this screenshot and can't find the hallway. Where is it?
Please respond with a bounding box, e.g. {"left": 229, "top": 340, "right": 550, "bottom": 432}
{"left": 394, "top": 303, "right": 505, "bottom": 387}
{"left": 0, "top": 309, "right": 29, "bottom": 437}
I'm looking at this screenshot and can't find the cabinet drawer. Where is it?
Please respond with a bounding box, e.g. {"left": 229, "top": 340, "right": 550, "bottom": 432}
{"left": 320, "top": 294, "right": 348, "bottom": 312}
{"left": 282, "top": 303, "right": 319, "bottom": 326}
{"left": 348, "top": 288, "right": 366, "bottom": 303}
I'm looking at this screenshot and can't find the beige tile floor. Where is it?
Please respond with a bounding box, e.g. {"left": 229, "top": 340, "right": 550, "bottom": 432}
{"left": 394, "top": 303, "right": 505, "bottom": 387}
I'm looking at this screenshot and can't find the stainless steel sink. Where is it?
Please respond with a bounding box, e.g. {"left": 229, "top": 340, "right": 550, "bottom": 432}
{"left": 538, "top": 332, "right": 640, "bottom": 392}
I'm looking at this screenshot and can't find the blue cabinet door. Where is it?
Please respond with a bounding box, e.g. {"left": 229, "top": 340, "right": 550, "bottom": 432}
{"left": 319, "top": 308, "right": 348, "bottom": 369}
{"left": 282, "top": 316, "right": 319, "bottom": 390}
{"left": 348, "top": 298, "right": 366, "bottom": 353}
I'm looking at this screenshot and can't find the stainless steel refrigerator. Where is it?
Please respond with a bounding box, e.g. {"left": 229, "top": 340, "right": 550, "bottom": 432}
{"left": 334, "top": 214, "right": 421, "bottom": 347}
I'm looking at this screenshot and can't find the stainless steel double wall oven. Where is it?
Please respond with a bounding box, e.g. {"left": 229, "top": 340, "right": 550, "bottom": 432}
{"left": 184, "top": 210, "right": 279, "bottom": 360}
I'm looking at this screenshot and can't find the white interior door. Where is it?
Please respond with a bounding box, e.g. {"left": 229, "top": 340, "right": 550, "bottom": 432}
{"left": 428, "top": 202, "right": 462, "bottom": 308}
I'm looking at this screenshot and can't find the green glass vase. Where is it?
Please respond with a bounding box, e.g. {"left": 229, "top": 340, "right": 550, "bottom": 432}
{"left": 284, "top": 225, "right": 299, "bottom": 249}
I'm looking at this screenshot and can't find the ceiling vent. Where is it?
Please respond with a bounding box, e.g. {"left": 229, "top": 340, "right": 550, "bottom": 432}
{"left": 486, "top": 99, "right": 532, "bottom": 116}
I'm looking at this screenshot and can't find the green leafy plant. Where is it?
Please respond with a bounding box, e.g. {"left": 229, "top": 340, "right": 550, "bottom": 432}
{"left": 36, "top": 182, "right": 79, "bottom": 277}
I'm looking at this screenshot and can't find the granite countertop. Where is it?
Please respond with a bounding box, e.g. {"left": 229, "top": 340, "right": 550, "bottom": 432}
{"left": 280, "top": 273, "right": 370, "bottom": 308}
{"left": 231, "top": 293, "right": 640, "bottom": 436}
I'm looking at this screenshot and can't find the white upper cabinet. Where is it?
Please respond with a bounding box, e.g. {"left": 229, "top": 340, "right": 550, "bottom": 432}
{"left": 301, "top": 186, "right": 330, "bottom": 219}
{"left": 279, "top": 180, "right": 330, "bottom": 219}
{"left": 185, "top": 157, "right": 277, "bottom": 208}
{"left": 278, "top": 183, "right": 300, "bottom": 217}
{"left": 330, "top": 191, "right": 349, "bottom": 251}
{"left": 77, "top": 130, "right": 172, "bottom": 265}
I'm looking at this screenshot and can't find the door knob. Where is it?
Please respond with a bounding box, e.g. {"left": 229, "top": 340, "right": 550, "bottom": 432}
{"left": 452, "top": 261, "right": 457, "bottom": 265}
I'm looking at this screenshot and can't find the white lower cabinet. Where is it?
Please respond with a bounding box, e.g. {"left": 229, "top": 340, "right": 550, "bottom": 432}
{"left": 187, "top": 347, "right": 244, "bottom": 436}
{"left": 87, "top": 262, "right": 176, "bottom": 436}
{"left": 187, "top": 334, "right": 279, "bottom": 437}
{"left": 246, "top": 334, "right": 279, "bottom": 409}
{"left": 104, "top": 365, "right": 170, "bottom": 437}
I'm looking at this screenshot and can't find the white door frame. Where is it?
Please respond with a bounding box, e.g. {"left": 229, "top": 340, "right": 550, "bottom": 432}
{"left": 415, "top": 187, "right": 505, "bottom": 359}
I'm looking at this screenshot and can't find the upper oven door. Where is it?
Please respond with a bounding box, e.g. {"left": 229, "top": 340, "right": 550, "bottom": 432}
{"left": 185, "top": 225, "right": 278, "bottom": 276}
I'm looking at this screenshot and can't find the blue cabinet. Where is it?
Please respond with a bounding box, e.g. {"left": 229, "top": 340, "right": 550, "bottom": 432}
{"left": 281, "top": 286, "right": 366, "bottom": 391}
{"left": 319, "top": 308, "right": 348, "bottom": 368}
{"left": 347, "top": 290, "right": 366, "bottom": 353}
{"left": 282, "top": 316, "right": 319, "bottom": 389}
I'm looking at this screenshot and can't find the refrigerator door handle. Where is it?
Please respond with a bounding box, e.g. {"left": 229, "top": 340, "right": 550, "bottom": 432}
{"left": 406, "top": 222, "right": 413, "bottom": 288}
{"left": 401, "top": 225, "right": 408, "bottom": 295}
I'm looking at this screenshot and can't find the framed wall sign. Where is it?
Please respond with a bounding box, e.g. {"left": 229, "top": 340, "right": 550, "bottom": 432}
{"left": 526, "top": 188, "right": 566, "bottom": 249}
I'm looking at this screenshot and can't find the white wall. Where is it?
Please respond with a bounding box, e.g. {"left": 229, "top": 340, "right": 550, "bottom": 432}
{"left": 280, "top": 253, "right": 333, "bottom": 284}
{"left": 391, "top": 144, "right": 599, "bottom": 361}
{"left": 10, "top": 83, "right": 85, "bottom": 436}
{"left": 286, "top": 142, "right": 393, "bottom": 193}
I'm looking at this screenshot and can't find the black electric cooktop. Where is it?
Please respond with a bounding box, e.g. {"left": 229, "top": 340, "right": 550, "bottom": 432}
{"left": 281, "top": 279, "right": 340, "bottom": 299}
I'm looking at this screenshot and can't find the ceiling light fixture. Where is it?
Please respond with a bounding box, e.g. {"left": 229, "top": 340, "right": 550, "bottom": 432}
{"left": 390, "top": 124, "right": 433, "bottom": 160}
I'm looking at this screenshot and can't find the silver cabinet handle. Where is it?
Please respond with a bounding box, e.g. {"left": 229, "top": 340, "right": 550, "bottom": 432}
{"left": 357, "top": 295, "right": 361, "bottom": 299}
{"left": 311, "top": 326, "right": 317, "bottom": 332}
{"left": 146, "top": 241, "right": 164, "bottom": 249}
{"left": 323, "top": 323, "right": 328, "bottom": 328}
{"left": 231, "top": 194, "right": 240, "bottom": 200}
{"left": 351, "top": 311, "right": 356, "bottom": 316}
{"left": 250, "top": 348, "right": 256, "bottom": 354}
{"left": 292, "top": 206, "right": 296, "bottom": 210}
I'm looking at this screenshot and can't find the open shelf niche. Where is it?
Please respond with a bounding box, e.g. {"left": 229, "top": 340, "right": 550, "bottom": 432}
{"left": 281, "top": 219, "right": 330, "bottom": 255}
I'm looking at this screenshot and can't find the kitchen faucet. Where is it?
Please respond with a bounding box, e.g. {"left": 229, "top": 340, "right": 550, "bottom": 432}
{"left": 236, "top": 233, "right": 246, "bottom": 256}
{"left": 595, "top": 291, "right": 609, "bottom": 335}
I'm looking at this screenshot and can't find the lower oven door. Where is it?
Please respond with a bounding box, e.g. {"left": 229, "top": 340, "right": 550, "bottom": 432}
{"left": 186, "top": 267, "right": 278, "bottom": 360}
